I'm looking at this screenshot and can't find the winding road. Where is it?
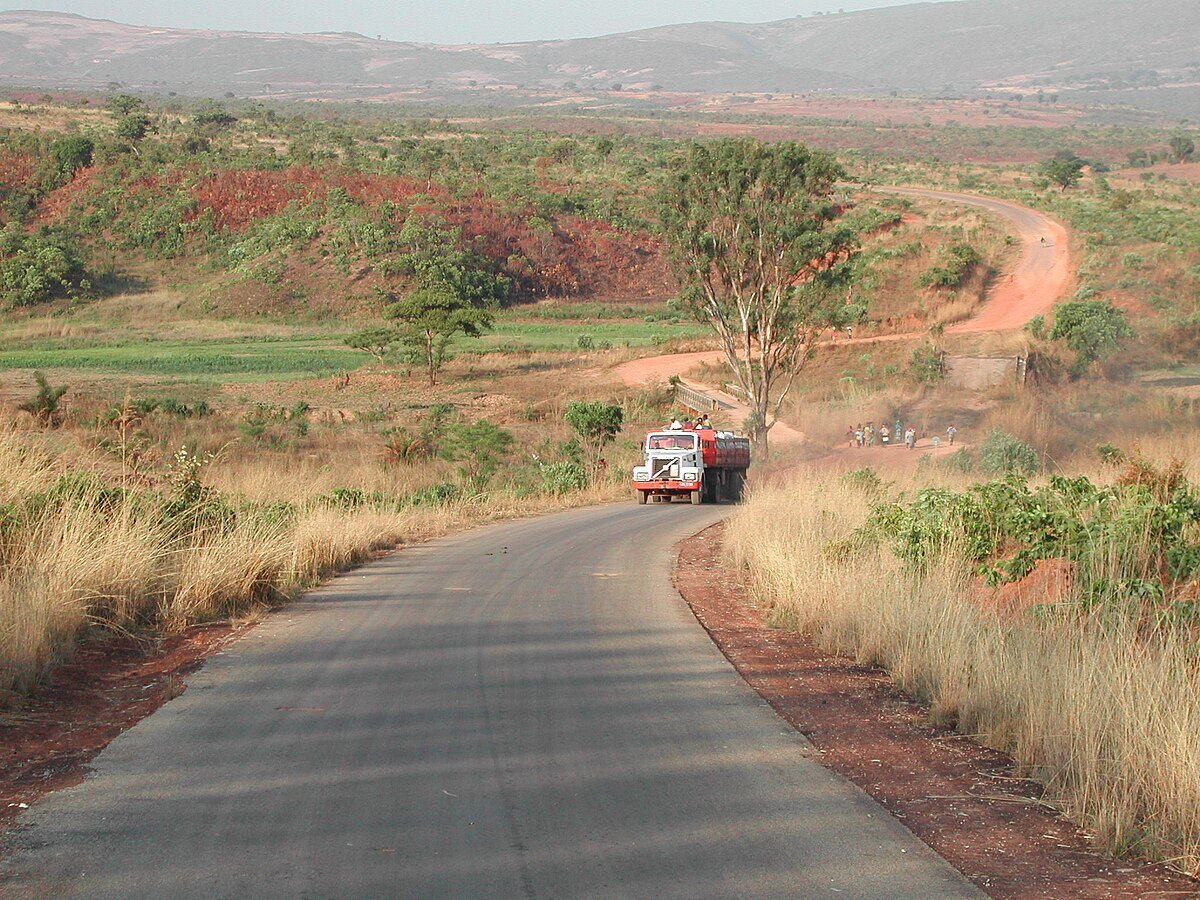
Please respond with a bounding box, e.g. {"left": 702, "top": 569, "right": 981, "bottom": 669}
{"left": 3, "top": 506, "right": 979, "bottom": 898}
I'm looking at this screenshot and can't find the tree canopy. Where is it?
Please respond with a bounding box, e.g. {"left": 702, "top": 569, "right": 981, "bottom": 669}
{"left": 380, "top": 218, "right": 509, "bottom": 384}
{"left": 1038, "top": 152, "right": 1085, "bottom": 191}
{"left": 657, "top": 138, "right": 858, "bottom": 450}
{"left": 1049, "top": 299, "right": 1134, "bottom": 374}
{"left": 564, "top": 401, "right": 623, "bottom": 480}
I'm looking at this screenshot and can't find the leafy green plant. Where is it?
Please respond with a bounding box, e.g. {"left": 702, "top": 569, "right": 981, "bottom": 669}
{"left": 908, "top": 344, "right": 944, "bottom": 384}
{"left": 980, "top": 429, "right": 1039, "bottom": 475}
{"left": 1049, "top": 299, "right": 1134, "bottom": 375}
{"left": 564, "top": 401, "right": 623, "bottom": 480}
{"left": 918, "top": 242, "right": 980, "bottom": 288}
{"left": 17, "top": 371, "right": 68, "bottom": 428}
{"left": 439, "top": 419, "right": 514, "bottom": 492}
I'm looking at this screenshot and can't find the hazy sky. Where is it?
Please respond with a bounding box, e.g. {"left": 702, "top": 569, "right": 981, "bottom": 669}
{"left": 13, "top": 0, "right": 958, "bottom": 43}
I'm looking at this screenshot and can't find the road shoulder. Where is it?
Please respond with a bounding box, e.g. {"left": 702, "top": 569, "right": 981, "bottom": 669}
{"left": 674, "top": 522, "right": 1199, "bottom": 899}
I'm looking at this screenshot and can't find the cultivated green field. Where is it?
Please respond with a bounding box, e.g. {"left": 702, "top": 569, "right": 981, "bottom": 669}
{"left": 0, "top": 313, "right": 703, "bottom": 382}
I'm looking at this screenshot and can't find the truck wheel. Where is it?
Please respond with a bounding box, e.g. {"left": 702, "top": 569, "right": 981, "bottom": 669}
{"left": 731, "top": 471, "right": 746, "bottom": 502}
{"left": 690, "top": 489, "right": 703, "bottom": 505}
{"left": 636, "top": 491, "right": 647, "bottom": 505}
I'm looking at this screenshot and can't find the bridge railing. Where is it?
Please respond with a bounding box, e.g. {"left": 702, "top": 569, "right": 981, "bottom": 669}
{"left": 673, "top": 382, "right": 732, "bottom": 414}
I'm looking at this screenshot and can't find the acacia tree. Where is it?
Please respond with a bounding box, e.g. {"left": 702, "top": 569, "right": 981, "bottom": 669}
{"left": 1038, "top": 152, "right": 1085, "bottom": 191}
{"left": 385, "top": 285, "right": 493, "bottom": 385}
{"left": 380, "top": 218, "right": 509, "bottom": 384}
{"left": 657, "top": 138, "right": 858, "bottom": 452}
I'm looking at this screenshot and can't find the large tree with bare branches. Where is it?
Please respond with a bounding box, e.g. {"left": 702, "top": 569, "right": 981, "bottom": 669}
{"left": 657, "top": 138, "right": 858, "bottom": 453}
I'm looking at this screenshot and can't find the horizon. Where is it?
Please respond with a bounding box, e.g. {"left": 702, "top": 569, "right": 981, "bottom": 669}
{"left": 4, "top": 0, "right": 961, "bottom": 44}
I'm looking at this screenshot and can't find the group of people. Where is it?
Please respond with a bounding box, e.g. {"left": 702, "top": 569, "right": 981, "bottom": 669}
{"left": 846, "top": 421, "right": 958, "bottom": 451}
{"left": 667, "top": 414, "right": 712, "bottom": 430}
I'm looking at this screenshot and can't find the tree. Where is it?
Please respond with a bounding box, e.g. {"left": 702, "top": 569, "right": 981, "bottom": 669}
{"left": 1049, "top": 299, "right": 1134, "bottom": 374}
{"left": 1168, "top": 134, "right": 1196, "bottom": 164}
{"left": 345, "top": 326, "right": 402, "bottom": 362}
{"left": 657, "top": 138, "right": 858, "bottom": 452}
{"left": 440, "top": 419, "right": 514, "bottom": 492}
{"left": 1038, "top": 152, "right": 1085, "bottom": 191}
{"left": 384, "top": 285, "right": 493, "bottom": 384}
{"left": 49, "top": 135, "right": 94, "bottom": 178}
{"left": 115, "top": 114, "right": 152, "bottom": 152}
{"left": 564, "top": 401, "right": 623, "bottom": 480}
{"left": 380, "top": 218, "right": 508, "bottom": 384}
{"left": 192, "top": 100, "right": 237, "bottom": 129}
{"left": 105, "top": 94, "right": 144, "bottom": 117}
{"left": 18, "top": 371, "right": 68, "bottom": 428}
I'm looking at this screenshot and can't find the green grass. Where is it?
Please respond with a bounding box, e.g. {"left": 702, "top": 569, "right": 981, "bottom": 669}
{"left": 0, "top": 315, "right": 705, "bottom": 381}
{"left": 0, "top": 337, "right": 363, "bottom": 382}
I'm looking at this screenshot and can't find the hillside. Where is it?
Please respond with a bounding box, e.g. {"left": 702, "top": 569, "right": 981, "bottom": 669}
{"left": 0, "top": 1, "right": 1198, "bottom": 115}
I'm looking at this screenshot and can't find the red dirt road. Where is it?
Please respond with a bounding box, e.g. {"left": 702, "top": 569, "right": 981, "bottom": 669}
{"left": 881, "top": 188, "right": 1072, "bottom": 333}
{"left": 615, "top": 189, "right": 1069, "bottom": 380}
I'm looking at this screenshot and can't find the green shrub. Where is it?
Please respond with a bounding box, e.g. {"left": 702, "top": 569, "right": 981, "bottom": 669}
{"left": 918, "top": 243, "right": 980, "bottom": 288}
{"left": 0, "top": 226, "right": 90, "bottom": 307}
{"left": 980, "top": 429, "right": 1039, "bottom": 475}
{"left": 540, "top": 461, "right": 587, "bottom": 495}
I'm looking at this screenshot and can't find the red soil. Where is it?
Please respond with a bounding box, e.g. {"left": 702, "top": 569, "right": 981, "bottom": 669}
{"left": 0, "top": 625, "right": 244, "bottom": 833}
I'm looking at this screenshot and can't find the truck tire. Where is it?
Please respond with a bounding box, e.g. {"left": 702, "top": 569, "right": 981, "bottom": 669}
{"left": 731, "top": 470, "right": 746, "bottom": 502}
{"left": 636, "top": 490, "right": 647, "bottom": 505}
{"left": 690, "top": 489, "right": 703, "bottom": 505}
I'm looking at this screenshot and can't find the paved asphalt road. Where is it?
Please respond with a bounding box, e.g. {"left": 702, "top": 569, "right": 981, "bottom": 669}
{"left": 2, "top": 504, "right": 980, "bottom": 899}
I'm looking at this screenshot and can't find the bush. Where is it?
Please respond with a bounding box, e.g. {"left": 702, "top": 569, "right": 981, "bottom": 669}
{"left": 18, "top": 371, "right": 68, "bottom": 428}
{"left": 540, "top": 461, "right": 587, "bottom": 495}
{"left": 918, "top": 243, "right": 980, "bottom": 289}
{"left": 908, "top": 344, "right": 944, "bottom": 384}
{"left": 1049, "top": 300, "right": 1134, "bottom": 375}
{"left": 980, "top": 429, "right": 1039, "bottom": 475}
{"left": 0, "top": 226, "right": 90, "bottom": 307}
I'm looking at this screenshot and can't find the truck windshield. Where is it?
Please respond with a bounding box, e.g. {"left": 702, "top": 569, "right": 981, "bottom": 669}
{"left": 647, "top": 433, "right": 697, "bottom": 451}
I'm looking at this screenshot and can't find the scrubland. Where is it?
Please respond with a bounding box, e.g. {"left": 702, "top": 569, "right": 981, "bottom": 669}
{"left": 726, "top": 453, "right": 1200, "bottom": 875}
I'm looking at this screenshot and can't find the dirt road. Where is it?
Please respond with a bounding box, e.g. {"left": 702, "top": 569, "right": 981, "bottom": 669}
{"left": 614, "top": 189, "right": 1070, "bottom": 450}
{"left": 881, "top": 187, "right": 1071, "bottom": 333}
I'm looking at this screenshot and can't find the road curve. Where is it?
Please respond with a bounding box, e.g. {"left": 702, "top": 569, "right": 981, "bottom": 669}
{"left": 877, "top": 187, "right": 1071, "bottom": 333}
{"left": 3, "top": 505, "right": 978, "bottom": 899}
{"left": 613, "top": 188, "right": 1072, "bottom": 394}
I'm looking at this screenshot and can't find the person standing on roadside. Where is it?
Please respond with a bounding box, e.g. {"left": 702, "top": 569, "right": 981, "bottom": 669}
{"left": 855, "top": 424, "right": 864, "bottom": 447}
{"left": 905, "top": 427, "right": 916, "bottom": 450}
{"left": 947, "top": 425, "right": 957, "bottom": 446}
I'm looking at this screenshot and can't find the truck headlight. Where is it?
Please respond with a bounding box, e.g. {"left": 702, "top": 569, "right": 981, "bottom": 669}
{"left": 682, "top": 469, "right": 699, "bottom": 480}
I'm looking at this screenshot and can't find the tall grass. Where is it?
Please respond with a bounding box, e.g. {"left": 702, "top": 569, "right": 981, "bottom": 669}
{"left": 0, "top": 431, "right": 623, "bottom": 701}
{"left": 725, "top": 473, "right": 1200, "bottom": 875}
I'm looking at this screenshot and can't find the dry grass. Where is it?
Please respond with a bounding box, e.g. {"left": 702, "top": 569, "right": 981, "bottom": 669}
{"left": 0, "top": 427, "right": 626, "bottom": 702}
{"left": 725, "top": 471, "right": 1200, "bottom": 875}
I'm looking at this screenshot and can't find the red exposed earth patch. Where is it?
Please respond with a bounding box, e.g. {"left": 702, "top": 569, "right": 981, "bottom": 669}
{"left": 0, "top": 624, "right": 245, "bottom": 835}
{"left": 674, "top": 522, "right": 1200, "bottom": 899}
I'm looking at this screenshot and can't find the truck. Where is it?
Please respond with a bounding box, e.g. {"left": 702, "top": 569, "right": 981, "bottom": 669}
{"left": 631, "top": 427, "right": 751, "bottom": 505}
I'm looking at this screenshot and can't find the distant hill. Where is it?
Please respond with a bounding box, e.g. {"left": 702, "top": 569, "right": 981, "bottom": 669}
{"left": 1, "top": 2, "right": 1198, "bottom": 115}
